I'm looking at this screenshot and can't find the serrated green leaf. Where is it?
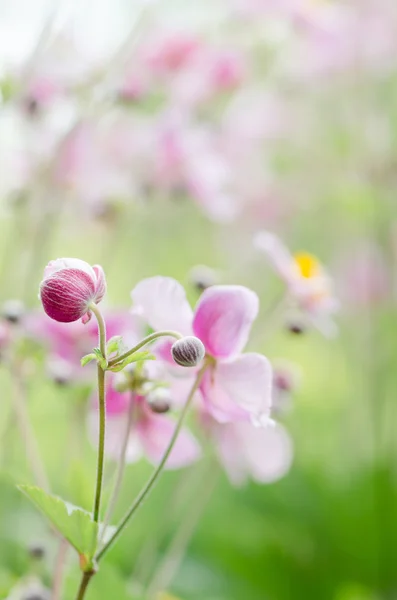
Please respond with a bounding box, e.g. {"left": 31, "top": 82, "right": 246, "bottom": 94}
{"left": 108, "top": 351, "right": 155, "bottom": 372}
{"left": 18, "top": 485, "right": 98, "bottom": 565}
{"left": 81, "top": 353, "right": 97, "bottom": 367}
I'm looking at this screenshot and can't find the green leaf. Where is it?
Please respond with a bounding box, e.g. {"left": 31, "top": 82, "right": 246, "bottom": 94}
{"left": 108, "top": 351, "right": 155, "bottom": 372}
{"left": 18, "top": 485, "right": 98, "bottom": 568}
{"left": 81, "top": 353, "right": 97, "bottom": 367}
{"left": 106, "top": 336, "right": 124, "bottom": 355}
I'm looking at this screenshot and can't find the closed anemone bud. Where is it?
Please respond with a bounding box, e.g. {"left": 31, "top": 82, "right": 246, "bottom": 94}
{"left": 28, "top": 543, "right": 46, "bottom": 560}
{"left": 189, "top": 265, "right": 218, "bottom": 292}
{"left": 39, "top": 258, "right": 106, "bottom": 324}
{"left": 146, "top": 387, "right": 172, "bottom": 414}
{"left": 171, "top": 336, "right": 205, "bottom": 367}
{"left": 2, "top": 299, "right": 25, "bottom": 324}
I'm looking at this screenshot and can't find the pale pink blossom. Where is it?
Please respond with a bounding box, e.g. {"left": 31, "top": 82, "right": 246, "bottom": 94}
{"left": 204, "top": 414, "right": 293, "bottom": 486}
{"left": 131, "top": 277, "right": 272, "bottom": 426}
{"left": 89, "top": 374, "right": 201, "bottom": 469}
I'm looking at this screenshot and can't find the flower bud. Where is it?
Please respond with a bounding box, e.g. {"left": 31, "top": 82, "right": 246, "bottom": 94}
{"left": 171, "top": 336, "right": 205, "bottom": 367}
{"left": 146, "top": 387, "right": 172, "bottom": 414}
{"left": 28, "top": 543, "right": 46, "bottom": 560}
{"left": 2, "top": 299, "right": 25, "bottom": 324}
{"left": 39, "top": 258, "right": 106, "bottom": 324}
{"left": 189, "top": 265, "right": 218, "bottom": 293}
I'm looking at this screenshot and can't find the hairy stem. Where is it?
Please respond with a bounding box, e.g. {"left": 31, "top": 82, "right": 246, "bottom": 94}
{"left": 75, "top": 571, "right": 94, "bottom": 600}
{"left": 100, "top": 393, "right": 135, "bottom": 545}
{"left": 96, "top": 364, "right": 207, "bottom": 562}
{"left": 89, "top": 303, "right": 107, "bottom": 524}
{"left": 145, "top": 462, "right": 219, "bottom": 598}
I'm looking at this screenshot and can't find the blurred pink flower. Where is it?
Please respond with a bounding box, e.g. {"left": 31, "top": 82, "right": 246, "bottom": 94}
{"left": 153, "top": 116, "right": 240, "bottom": 222}
{"left": 26, "top": 311, "right": 139, "bottom": 382}
{"left": 143, "top": 31, "right": 202, "bottom": 76}
{"left": 89, "top": 374, "right": 201, "bottom": 469}
{"left": 131, "top": 277, "right": 272, "bottom": 426}
{"left": 337, "top": 242, "right": 390, "bottom": 308}
{"left": 204, "top": 414, "right": 293, "bottom": 486}
{"left": 254, "top": 231, "right": 339, "bottom": 336}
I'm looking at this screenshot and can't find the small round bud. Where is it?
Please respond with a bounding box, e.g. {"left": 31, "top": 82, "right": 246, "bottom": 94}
{"left": 171, "top": 336, "right": 205, "bottom": 367}
{"left": 287, "top": 322, "right": 305, "bottom": 335}
{"left": 146, "top": 388, "right": 171, "bottom": 414}
{"left": 46, "top": 358, "right": 73, "bottom": 386}
{"left": 2, "top": 299, "right": 25, "bottom": 324}
{"left": 189, "top": 265, "right": 217, "bottom": 292}
{"left": 28, "top": 543, "right": 46, "bottom": 560}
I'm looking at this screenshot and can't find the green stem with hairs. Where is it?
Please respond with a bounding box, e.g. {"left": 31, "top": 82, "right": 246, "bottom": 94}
{"left": 107, "top": 330, "right": 183, "bottom": 368}
{"left": 89, "top": 303, "right": 107, "bottom": 524}
{"left": 96, "top": 363, "right": 208, "bottom": 562}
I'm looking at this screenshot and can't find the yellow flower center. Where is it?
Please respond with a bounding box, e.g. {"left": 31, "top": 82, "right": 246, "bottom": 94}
{"left": 293, "top": 252, "right": 321, "bottom": 279}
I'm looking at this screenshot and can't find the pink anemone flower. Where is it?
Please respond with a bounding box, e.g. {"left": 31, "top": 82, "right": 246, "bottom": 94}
{"left": 89, "top": 374, "right": 201, "bottom": 469}
{"left": 204, "top": 414, "right": 293, "bottom": 486}
{"left": 254, "top": 231, "right": 339, "bottom": 337}
{"left": 131, "top": 277, "right": 273, "bottom": 426}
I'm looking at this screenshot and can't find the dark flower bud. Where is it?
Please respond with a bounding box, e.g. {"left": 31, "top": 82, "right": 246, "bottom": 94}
{"left": 28, "top": 543, "right": 46, "bottom": 560}
{"left": 2, "top": 299, "right": 25, "bottom": 324}
{"left": 189, "top": 265, "right": 217, "bottom": 293}
{"left": 287, "top": 322, "right": 305, "bottom": 335}
{"left": 146, "top": 388, "right": 171, "bottom": 414}
{"left": 171, "top": 336, "right": 205, "bottom": 367}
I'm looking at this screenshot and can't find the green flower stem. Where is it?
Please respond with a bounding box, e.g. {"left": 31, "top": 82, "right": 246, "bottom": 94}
{"left": 75, "top": 571, "right": 94, "bottom": 600}
{"left": 96, "top": 363, "right": 208, "bottom": 562}
{"left": 89, "top": 303, "right": 107, "bottom": 524}
{"left": 145, "top": 461, "right": 219, "bottom": 598}
{"left": 107, "top": 330, "right": 183, "bottom": 368}
{"left": 99, "top": 393, "right": 135, "bottom": 545}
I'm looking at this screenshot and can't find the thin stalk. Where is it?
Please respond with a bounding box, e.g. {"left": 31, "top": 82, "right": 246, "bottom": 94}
{"left": 75, "top": 571, "right": 94, "bottom": 600}
{"left": 107, "top": 331, "right": 182, "bottom": 368}
{"left": 51, "top": 538, "right": 69, "bottom": 600}
{"left": 99, "top": 393, "right": 135, "bottom": 545}
{"left": 145, "top": 462, "right": 219, "bottom": 599}
{"left": 89, "top": 303, "right": 107, "bottom": 523}
{"left": 96, "top": 363, "right": 208, "bottom": 562}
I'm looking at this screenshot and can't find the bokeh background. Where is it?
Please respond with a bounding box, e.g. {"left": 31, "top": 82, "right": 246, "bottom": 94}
{"left": 0, "top": 0, "right": 396, "bottom": 599}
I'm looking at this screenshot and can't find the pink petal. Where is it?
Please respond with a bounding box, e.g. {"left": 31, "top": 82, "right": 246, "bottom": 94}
{"left": 200, "top": 367, "right": 249, "bottom": 423}
{"left": 131, "top": 277, "right": 193, "bottom": 335}
{"left": 216, "top": 422, "right": 293, "bottom": 486}
{"left": 192, "top": 285, "right": 259, "bottom": 358}
{"left": 138, "top": 413, "right": 201, "bottom": 469}
{"left": 202, "top": 353, "right": 272, "bottom": 425}
{"left": 92, "top": 264, "right": 107, "bottom": 303}
{"left": 253, "top": 231, "right": 297, "bottom": 284}
{"left": 43, "top": 258, "right": 96, "bottom": 281}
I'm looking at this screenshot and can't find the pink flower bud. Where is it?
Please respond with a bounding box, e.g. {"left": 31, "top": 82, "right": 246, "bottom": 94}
{"left": 171, "top": 336, "right": 205, "bottom": 367}
{"left": 39, "top": 258, "right": 106, "bottom": 324}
